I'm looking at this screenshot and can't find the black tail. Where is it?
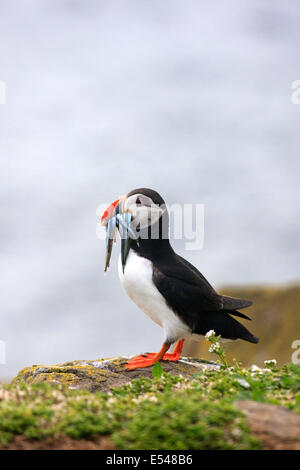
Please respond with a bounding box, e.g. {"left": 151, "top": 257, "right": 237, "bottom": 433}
{"left": 220, "top": 295, "right": 253, "bottom": 310}
{"left": 229, "top": 310, "right": 251, "bottom": 321}
{"left": 241, "top": 330, "right": 259, "bottom": 344}
{"left": 226, "top": 313, "right": 259, "bottom": 343}
{"left": 194, "top": 311, "right": 259, "bottom": 344}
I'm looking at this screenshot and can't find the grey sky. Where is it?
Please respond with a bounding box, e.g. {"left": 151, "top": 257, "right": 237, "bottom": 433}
{"left": 0, "top": 0, "right": 300, "bottom": 379}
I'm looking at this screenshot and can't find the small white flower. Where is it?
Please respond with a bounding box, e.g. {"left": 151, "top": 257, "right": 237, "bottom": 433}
{"left": 264, "top": 359, "right": 277, "bottom": 367}
{"left": 236, "top": 378, "right": 250, "bottom": 389}
{"left": 250, "top": 364, "right": 261, "bottom": 372}
{"left": 205, "top": 330, "right": 216, "bottom": 340}
{"left": 231, "top": 427, "right": 242, "bottom": 438}
{"left": 0, "top": 389, "right": 10, "bottom": 401}
{"left": 148, "top": 396, "right": 158, "bottom": 403}
{"left": 209, "top": 342, "right": 221, "bottom": 353}
{"left": 107, "top": 397, "right": 117, "bottom": 405}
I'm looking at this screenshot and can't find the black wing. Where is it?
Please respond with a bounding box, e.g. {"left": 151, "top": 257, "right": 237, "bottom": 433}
{"left": 152, "top": 254, "right": 258, "bottom": 342}
{"left": 177, "top": 255, "right": 253, "bottom": 312}
{"left": 153, "top": 253, "right": 223, "bottom": 313}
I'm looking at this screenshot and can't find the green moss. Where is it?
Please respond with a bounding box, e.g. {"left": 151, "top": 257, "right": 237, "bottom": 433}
{"left": 1, "top": 363, "right": 299, "bottom": 449}
{"left": 112, "top": 393, "right": 260, "bottom": 450}
{"left": 12, "top": 360, "right": 122, "bottom": 390}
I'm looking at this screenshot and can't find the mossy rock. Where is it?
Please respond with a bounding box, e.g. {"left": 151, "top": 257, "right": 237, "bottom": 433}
{"left": 13, "top": 356, "right": 219, "bottom": 393}
{"left": 3, "top": 362, "right": 299, "bottom": 449}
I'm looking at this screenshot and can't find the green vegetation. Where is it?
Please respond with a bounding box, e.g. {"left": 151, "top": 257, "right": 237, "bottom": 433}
{"left": 0, "top": 362, "right": 299, "bottom": 449}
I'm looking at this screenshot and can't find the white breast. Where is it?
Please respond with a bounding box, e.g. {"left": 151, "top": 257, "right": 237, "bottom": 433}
{"left": 118, "top": 250, "right": 191, "bottom": 344}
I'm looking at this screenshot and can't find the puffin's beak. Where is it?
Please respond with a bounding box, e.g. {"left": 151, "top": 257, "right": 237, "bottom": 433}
{"left": 101, "top": 197, "right": 122, "bottom": 272}
{"left": 101, "top": 195, "right": 137, "bottom": 272}
{"left": 118, "top": 209, "right": 136, "bottom": 273}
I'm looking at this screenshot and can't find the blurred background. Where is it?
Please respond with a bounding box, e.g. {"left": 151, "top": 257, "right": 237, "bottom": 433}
{"left": 1, "top": 0, "right": 300, "bottom": 381}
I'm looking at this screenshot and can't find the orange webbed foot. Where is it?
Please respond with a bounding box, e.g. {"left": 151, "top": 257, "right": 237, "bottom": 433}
{"left": 163, "top": 339, "right": 184, "bottom": 362}
{"left": 125, "top": 341, "right": 184, "bottom": 370}
{"left": 125, "top": 356, "right": 159, "bottom": 370}
{"left": 162, "top": 352, "right": 181, "bottom": 362}
{"left": 125, "top": 343, "right": 169, "bottom": 370}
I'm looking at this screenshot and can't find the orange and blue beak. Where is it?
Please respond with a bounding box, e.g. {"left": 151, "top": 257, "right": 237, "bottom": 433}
{"left": 101, "top": 196, "right": 138, "bottom": 272}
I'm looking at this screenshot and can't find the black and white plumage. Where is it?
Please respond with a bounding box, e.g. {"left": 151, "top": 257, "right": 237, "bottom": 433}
{"left": 102, "top": 188, "right": 259, "bottom": 369}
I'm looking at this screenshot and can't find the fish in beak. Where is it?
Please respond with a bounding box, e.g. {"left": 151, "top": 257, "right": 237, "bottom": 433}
{"left": 101, "top": 195, "right": 138, "bottom": 272}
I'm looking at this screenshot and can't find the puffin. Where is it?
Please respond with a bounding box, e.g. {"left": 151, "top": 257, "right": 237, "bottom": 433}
{"left": 101, "top": 188, "right": 259, "bottom": 370}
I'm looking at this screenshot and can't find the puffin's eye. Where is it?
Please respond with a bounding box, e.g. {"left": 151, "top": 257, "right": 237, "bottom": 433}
{"left": 136, "top": 197, "right": 142, "bottom": 205}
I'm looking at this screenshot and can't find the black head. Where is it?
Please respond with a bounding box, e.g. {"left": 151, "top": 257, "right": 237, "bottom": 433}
{"left": 101, "top": 188, "right": 172, "bottom": 268}
{"left": 126, "top": 188, "right": 166, "bottom": 207}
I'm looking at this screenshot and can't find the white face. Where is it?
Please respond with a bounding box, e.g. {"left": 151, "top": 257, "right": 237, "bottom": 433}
{"left": 122, "top": 193, "right": 165, "bottom": 231}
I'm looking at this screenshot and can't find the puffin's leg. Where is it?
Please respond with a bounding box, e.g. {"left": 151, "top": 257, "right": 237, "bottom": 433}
{"left": 125, "top": 343, "right": 170, "bottom": 370}
{"left": 163, "top": 339, "right": 184, "bottom": 361}
{"left": 138, "top": 339, "right": 184, "bottom": 361}
{"left": 125, "top": 340, "right": 184, "bottom": 367}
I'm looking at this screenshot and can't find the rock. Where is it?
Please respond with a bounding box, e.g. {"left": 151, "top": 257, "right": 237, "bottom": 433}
{"left": 236, "top": 400, "right": 300, "bottom": 450}
{"left": 13, "top": 356, "right": 219, "bottom": 393}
